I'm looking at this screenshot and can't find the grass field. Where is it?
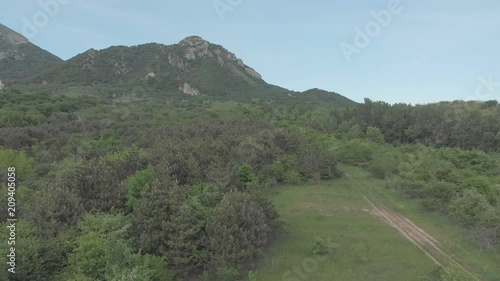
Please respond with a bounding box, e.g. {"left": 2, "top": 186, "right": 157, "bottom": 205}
{"left": 340, "top": 166, "right": 500, "bottom": 281}
{"left": 254, "top": 166, "right": 500, "bottom": 281}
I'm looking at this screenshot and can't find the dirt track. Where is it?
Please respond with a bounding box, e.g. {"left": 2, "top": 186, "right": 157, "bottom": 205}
{"left": 344, "top": 173, "right": 480, "bottom": 281}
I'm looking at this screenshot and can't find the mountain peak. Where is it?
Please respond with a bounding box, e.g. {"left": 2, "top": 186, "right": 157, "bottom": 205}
{"left": 0, "top": 23, "right": 62, "bottom": 86}
{"left": 0, "top": 23, "right": 29, "bottom": 45}
{"left": 179, "top": 36, "right": 209, "bottom": 47}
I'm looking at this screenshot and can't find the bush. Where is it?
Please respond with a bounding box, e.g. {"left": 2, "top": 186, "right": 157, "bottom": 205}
{"left": 423, "top": 181, "right": 457, "bottom": 207}
{"left": 368, "top": 157, "right": 395, "bottom": 179}
{"left": 449, "top": 188, "right": 494, "bottom": 227}
{"left": 216, "top": 267, "right": 240, "bottom": 281}
{"left": 284, "top": 170, "right": 302, "bottom": 184}
{"left": 311, "top": 236, "right": 336, "bottom": 256}
{"left": 365, "top": 126, "right": 385, "bottom": 144}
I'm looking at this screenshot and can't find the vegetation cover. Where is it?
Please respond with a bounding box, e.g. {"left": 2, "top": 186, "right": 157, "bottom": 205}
{"left": 0, "top": 25, "right": 498, "bottom": 280}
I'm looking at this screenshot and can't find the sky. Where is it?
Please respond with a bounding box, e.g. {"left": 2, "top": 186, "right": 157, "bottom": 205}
{"left": 1, "top": 0, "right": 499, "bottom": 104}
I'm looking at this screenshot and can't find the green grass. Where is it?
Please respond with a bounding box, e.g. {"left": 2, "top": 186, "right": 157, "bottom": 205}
{"left": 255, "top": 166, "right": 500, "bottom": 281}
{"left": 341, "top": 166, "right": 500, "bottom": 281}
{"left": 255, "top": 175, "right": 436, "bottom": 281}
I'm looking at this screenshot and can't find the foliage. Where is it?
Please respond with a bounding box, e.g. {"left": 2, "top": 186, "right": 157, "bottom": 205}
{"left": 310, "top": 236, "right": 336, "bottom": 256}
{"left": 449, "top": 189, "right": 495, "bottom": 227}
{"left": 206, "top": 191, "right": 270, "bottom": 270}
{"left": 124, "top": 166, "right": 154, "bottom": 210}
{"left": 2, "top": 83, "right": 498, "bottom": 280}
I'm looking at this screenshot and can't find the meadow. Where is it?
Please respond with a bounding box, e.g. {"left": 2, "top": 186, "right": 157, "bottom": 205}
{"left": 255, "top": 166, "right": 500, "bottom": 281}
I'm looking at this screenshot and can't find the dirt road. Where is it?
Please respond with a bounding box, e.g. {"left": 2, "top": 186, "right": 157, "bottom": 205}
{"left": 344, "top": 172, "right": 480, "bottom": 281}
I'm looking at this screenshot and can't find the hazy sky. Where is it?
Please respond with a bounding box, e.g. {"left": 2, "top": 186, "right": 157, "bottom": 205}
{"left": 1, "top": 0, "right": 499, "bottom": 104}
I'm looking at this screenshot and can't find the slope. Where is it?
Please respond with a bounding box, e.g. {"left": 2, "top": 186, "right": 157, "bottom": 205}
{"left": 0, "top": 23, "right": 62, "bottom": 87}
{"left": 31, "top": 36, "right": 272, "bottom": 98}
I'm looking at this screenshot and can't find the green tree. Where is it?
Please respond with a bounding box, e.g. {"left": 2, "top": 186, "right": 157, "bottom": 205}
{"left": 450, "top": 188, "right": 494, "bottom": 227}
{"left": 131, "top": 183, "right": 206, "bottom": 276}
{"left": 237, "top": 163, "right": 256, "bottom": 189}
{"left": 124, "top": 167, "right": 155, "bottom": 210}
{"left": 206, "top": 191, "right": 270, "bottom": 271}
{"left": 365, "top": 126, "right": 385, "bottom": 144}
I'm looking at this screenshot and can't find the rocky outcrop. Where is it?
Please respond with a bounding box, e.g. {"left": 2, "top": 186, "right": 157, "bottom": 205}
{"left": 181, "top": 36, "right": 213, "bottom": 60}
{"left": 178, "top": 36, "right": 263, "bottom": 81}
{"left": 0, "top": 50, "right": 27, "bottom": 61}
{"left": 114, "top": 48, "right": 131, "bottom": 75}
{"left": 179, "top": 82, "right": 200, "bottom": 96}
{"left": 142, "top": 72, "right": 156, "bottom": 81}
{"left": 4, "top": 33, "right": 28, "bottom": 45}
{"left": 82, "top": 49, "right": 97, "bottom": 71}
{"left": 114, "top": 62, "right": 131, "bottom": 75}
{"left": 244, "top": 67, "right": 262, "bottom": 79}
{"left": 0, "top": 25, "right": 28, "bottom": 45}
{"left": 0, "top": 80, "right": 4, "bottom": 89}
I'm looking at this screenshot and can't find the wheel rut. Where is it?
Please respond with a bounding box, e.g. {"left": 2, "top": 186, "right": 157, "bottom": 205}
{"left": 344, "top": 172, "right": 480, "bottom": 281}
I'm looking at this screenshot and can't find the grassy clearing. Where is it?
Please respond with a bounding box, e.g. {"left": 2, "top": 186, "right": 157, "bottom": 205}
{"left": 340, "top": 166, "right": 500, "bottom": 281}
{"left": 255, "top": 175, "right": 436, "bottom": 281}
{"left": 255, "top": 166, "right": 500, "bottom": 280}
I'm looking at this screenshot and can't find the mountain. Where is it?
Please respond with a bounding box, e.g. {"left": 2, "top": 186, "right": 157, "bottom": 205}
{"left": 29, "top": 36, "right": 356, "bottom": 106}
{"left": 0, "top": 23, "right": 62, "bottom": 88}
{"left": 0, "top": 23, "right": 357, "bottom": 106}
{"left": 32, "top": 36, "right": 281, "bottom": 99}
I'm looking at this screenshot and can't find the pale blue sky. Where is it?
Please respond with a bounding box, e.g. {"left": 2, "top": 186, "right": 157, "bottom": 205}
{"left": 1, "top": 0, "right": 499, "bottom": 104}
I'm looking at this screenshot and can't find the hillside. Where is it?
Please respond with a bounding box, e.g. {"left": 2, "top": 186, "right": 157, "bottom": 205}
{"left": 0, "top": 22, "right": 358, "bottom": 107}
{"left": 33, "top": 36, "right": 265, "bottom": 95}
{"left": 0, "top": 23, "right": 62, "bottom": 87}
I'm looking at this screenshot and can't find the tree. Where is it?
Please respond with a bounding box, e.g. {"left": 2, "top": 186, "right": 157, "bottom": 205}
{"left": 345, "top": 124, "right": 363, "bottom": 140}
{"left": 237, "top": 163, "right": 256, "bottom": 189}
{"left": 131, "top": 183, "right": 206, "bottom": 276}
{"left": 365, "top": 126, "right": 385, "bottom": 144}
{"left": 58, "top": 213, "right": 173, "bottom": 281}
{"left": 124, "top": 167, "right": 154, "bottom": 210}
{"left": 206, "top": 191, "right": 270, "bottom": 271}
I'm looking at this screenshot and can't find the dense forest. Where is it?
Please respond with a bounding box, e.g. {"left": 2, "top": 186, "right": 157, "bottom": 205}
{"left": 0, "top": 89, "right": 343, "bottom": 280}
{"left": 0, "top": 88, "right": 499, "bottom": 280}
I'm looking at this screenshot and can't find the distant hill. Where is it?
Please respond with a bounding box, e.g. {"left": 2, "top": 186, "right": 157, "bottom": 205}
{"left": 0, "top": 23, "right": 357, "bottom": 107}
{"left": 295, "top": 88, "right": 358, "bottom": 108}
{"left": 0, "top": 23, "right": 62, "bottom": 88}
{"left": 28, "top": 35, "right": 357, "bottom": 106}
{"left": 33, "top": 36, "right": 263, "bottom": 96}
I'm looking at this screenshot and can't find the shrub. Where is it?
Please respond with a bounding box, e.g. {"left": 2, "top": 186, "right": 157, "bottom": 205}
{"left": 216, "top": 267, "right": 240, "bottom": 281}
{"left": 449, "top": 188, "right": 494, "bottom": 227}
{"left": 369, "top": 154, "right": 399, "bottom": 179}
{"left": 311, "top": 236, "right": 336, "bottom": 256}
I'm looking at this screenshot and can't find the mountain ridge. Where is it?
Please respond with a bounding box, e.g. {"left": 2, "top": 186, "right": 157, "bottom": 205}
{"left": 0, "top": 23, "right": 62, "bottom": 87}
{"left": 29, "top": 36, "right": 273, "bottom": 97}
{"left": 0, "top": 23, "right": 357, "bottom": 106}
